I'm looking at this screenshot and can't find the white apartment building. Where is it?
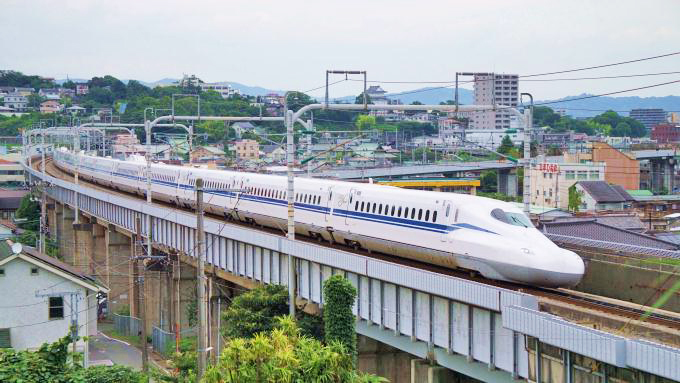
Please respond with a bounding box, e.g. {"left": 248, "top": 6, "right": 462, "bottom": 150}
{"left": 529, "top": 160, "right": 606, "bottom": 210}
{"left": 200, "top": 82, "right": 240, "bottom": 99}
{"left": 470, "top": 73, "right": 519, "bottom": 130}
{"left": 464, "top": 129, "right": 524, "bottom": 150}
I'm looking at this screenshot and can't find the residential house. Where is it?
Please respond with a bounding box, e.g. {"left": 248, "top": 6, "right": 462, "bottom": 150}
{"left": 628, "top": 193, "right": 680, "bottom": 232}
{"left": 75, "top": 84, "right": 89, "bottom": 95}
{"left": 191, "top": 146, "right": 226, "bottom": 164}
{"left": 0, "top": 190, "right": 28, "bottom": 219}
{"left": 573, "top": 181, "right": 633, "bottom": 212}
{"left": 39, "top": 100, "right": 63, "bottom": 114}
{"left": 13, "top": 87, "right": 35, "bottom": 96}
{"left": 38, "top": 88, "right": 61, "bottom": 99}
{"left": 0, "top": 240, "right": 108, "bottom": 357}
{"left": 233, "top": 139, "right": 260, "bottom": 160}
{"left": 199, "top": 82, "right": 240, "bottom": 99}
{"left": 232, "top": 122, "right": 257, "bottom": 138}
{"left": 65, "top": 105, "right": 86, "bottom": 114}
{"left": 3, "top": 93, "right": 28, "bottom": 112}
{"left": 59, "top": 88, "right": 76, "bottom": 98}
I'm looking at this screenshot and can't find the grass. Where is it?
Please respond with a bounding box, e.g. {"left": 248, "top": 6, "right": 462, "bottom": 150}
{"left": 98, "top": 321, "right": 142, "bottom": 348}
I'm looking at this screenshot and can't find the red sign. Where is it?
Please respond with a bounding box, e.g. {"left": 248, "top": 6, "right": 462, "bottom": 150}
{"left": 538, "top": 163, "right": 559, "bottom": 173}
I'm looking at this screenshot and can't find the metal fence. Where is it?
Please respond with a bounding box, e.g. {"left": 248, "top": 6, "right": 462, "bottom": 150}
{"left": 152, "top": 326, "right": 176, "bottom": 356}
{"left": 113, "top": 313, "right": 141, "bottom": 337}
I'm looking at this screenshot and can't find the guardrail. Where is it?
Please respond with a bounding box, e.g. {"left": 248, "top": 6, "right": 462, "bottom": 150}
{"left": 113, "top": 313, "right": 141, "bottom": 337}
{"left": 152, "top": 326, "right": 176, "bottom": 356}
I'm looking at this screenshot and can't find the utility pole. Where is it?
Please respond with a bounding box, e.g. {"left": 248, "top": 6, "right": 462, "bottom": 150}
{"left": 134, "top": 217, "right": 149, "bottom": 373}
{"left": 285, "top": 109, "right": 296, "bottom": 317}
{"left": 521, "top": 93, "right": 534, "bottom": 216}
{"left": 195, "top": 178, "right": 208, "bottom": 380}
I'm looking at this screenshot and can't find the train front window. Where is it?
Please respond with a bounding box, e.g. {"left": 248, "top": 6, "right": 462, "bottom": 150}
{"left": 490, "top": 208, "right": 532, "bottom": 228}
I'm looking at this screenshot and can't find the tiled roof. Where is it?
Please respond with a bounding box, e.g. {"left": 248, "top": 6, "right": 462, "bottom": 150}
{"left": 541, "top": 219, "right": 680, "bottom": 257}
{"left": 577, "top": 181, "right": 633, "bottom": 203}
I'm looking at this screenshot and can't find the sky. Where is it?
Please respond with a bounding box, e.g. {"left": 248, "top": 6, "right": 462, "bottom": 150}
{"left": 2, "top": 0, "right": 679, "bottom": 100}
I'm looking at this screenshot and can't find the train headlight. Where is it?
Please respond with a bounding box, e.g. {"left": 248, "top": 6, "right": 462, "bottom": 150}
{"left": 521, "top": 248, "right": 533, "bottom": 255}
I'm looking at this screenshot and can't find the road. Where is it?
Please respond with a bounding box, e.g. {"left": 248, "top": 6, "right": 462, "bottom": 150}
{"left": 88, "top": 332, "right": 143, "bottom": 370}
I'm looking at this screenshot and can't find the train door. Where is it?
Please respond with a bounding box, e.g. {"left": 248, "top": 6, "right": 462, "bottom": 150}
{"left": 345, "top": 188, "right": 358, "bottom": 225}
{"left": 324, "top": 186, "right": 334, "bottom": 222}
{"left": 440, "top": 200, "right": 455, "bottom": 242}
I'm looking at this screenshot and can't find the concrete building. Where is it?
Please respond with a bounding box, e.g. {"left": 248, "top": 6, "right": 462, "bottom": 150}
{"left": 591, "top": 142, "right": 640, "bottom": 190}
{"left": 3, "top": 93, "right": 28, "bottom": 112}
{"left": 200, "top": 82, "right": 240, "bottom": 99}
{"left": 651, "top": 123, "right": 680, "bottom": 143}
{"left": 13, "top": 87, "right": 34, "bottom": 96}
{"left": 0, "top": 159, "right": 24, "bottom": 185}
{"left": 471, "top": 73, "right": 518, "bottom": 130}
{"left": 438, "top": 118, "right": 463, "bottom": 144}
{"left": 39, "top": 100, "right": 63, "bottom": 114}
{"left": 573, "top": 180, "right": 633, "bottom": 212}
{"left": 0, "top": 240, "right": 107, "bottom": 356}
{"left": 629, "top": 108, "right": 667, "bottom": 130}
{"left": 232, "top": 139, "right": 260, "bottom": 160}
{"left": 529, "top": 160, "right": 606, "bottom": 210}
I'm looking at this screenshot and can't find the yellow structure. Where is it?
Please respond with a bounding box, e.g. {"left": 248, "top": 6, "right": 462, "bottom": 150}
{"left": 375, "top": 178, "right": 480, "bottom": 195}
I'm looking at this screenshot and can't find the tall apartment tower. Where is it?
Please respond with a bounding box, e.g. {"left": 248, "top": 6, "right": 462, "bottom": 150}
{"left": 470, "top": 73, "right": 519, "bottom": 130}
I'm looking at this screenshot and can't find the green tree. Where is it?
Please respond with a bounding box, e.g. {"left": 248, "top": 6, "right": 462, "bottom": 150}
{"left": 568, "top": 185, "right": 582, "bottom": 212}
{"left": 585, "top": 120, "right": 611, "bottom": 136}
{"left": 285, "top": 91, "right": 314, "bottom": 111}
{"left": 205, "top": 316, "right": 385, "bottom": 383}
{"left": 533, "top": 106, "right": 561, "bottom": 128}
{"left": 355, "top": 115, "right": 376, "bottom": 131}
{"left": 28, "top": 94, "right": 44, "bottom": 108}
{"left": 354, "top": 92, "right": 373, "bottom": 105}
{"left": 323, "top": 275, "right": 358, "bottom": 366}
{"left": 15, "top": 193, "right": 39, "bottom": 231}
{"left": 222, "top": 284, "right": 289, "bottom": 339}
{"left": 497, "top": 135, "right": 515, "bottom": 155}
{"left": 412, "top": 147, "right": 436, "bottom": 163}
{"left": 480, "top": 170, "right": 498, "bottom": 192}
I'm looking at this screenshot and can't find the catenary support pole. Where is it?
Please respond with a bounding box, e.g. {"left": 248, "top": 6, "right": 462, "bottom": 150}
{"left": 195, "top": 178, "right": 207, "bottom": 379}
{"left": 286, "top": 109, "right": 296, "bottom": 317}
{"left": 521, "top": 93, "right": 534, "bottom": 216}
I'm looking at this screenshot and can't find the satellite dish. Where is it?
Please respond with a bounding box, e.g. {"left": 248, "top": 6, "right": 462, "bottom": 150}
{"left": 11, "top": 242, "right": 23, "bottom": 255}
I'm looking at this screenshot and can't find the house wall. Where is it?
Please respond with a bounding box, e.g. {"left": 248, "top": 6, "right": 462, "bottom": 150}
{"left": 0, "top": 257, "right": 95, "bottom": 351}
{"left": 530, "top": 162, "right": 605, "bottom": 210}
{"left": 592, "top": 142, "right": 640, "bottom": 190}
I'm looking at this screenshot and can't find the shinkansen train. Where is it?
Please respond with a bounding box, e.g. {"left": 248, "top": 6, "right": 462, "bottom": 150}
{"left": 53, "top": 149, "right": 585, "bottom": 287}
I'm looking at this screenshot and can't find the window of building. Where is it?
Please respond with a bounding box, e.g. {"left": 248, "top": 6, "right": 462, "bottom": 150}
{"left": 589, "top": 171, "right": 599, "bottom": 180}
{"left": 48, "top": 297, "right": 64, "bottom": 319}
{"left": 0, "top": 268, "right": 4, "bottom": 276}
{"left": 565, "top": 171, "right": 575, "bottom": 180}
{"left": 30, "top": 267, "right": 39, "bottom": 276}
{"left": 0, "top": 328, "right": 10, "bottom": 348}
{"left": 577, "top": 171, "right": 588, "bottom": 180}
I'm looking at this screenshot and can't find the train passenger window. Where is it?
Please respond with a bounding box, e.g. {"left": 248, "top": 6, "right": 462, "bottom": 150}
{"left": 398, "top": 207, "right": 402, "bottom": 217}
{"left": 445, "top": 205, "right": 450, "bottom": 217}
{"left": 425, "top": 210, "right": 429, "bottom": 221}
{"left": 355, "top": 201, "right": 359, "bottom": 211}
{"left": 391, "top": 206, "right": 395, "bottom": 216}
{"left": 378, "top": 204, "right": 383, "bottom": 215}
{"left": 372, "top": 203, "right": 376, "bottom": 214}
{"left": 411, "top": 209, "right": 415, "bottom": 219}
{"left": 361, "top": 202, "right": 365, "bottom": 211}
{"left": 404, "top": 207, "right": 409, "bottom": 218}
{"left": 418, "top": 209, "right": 423, "bottom": 220}
{"left": 432, "top": 211, "right": 437, "bottom": 222}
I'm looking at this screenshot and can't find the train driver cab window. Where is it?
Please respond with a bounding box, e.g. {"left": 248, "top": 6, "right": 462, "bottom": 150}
{"left": 490, "top": 208, "right": 532, "bottom": 228}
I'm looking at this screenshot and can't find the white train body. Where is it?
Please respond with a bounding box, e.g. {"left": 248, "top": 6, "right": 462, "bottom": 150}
{"left": 54, "top": 150, "right": 585, "bottom": 287}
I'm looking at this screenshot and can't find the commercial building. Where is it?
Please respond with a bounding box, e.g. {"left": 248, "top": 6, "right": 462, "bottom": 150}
{"left": 651, "top": 123, "right": 680, "bottom": 143}
{"left": 0, "top": 159, "right": 25, "bottom": 185}
{"left": 470, "top": 73, "right": 518, "bottom": 130}
{"left": 629, "top": 108, "right": 667, "bottom": 130}
{"left": 529, "top": 159, "right": 606, "bottom": 210}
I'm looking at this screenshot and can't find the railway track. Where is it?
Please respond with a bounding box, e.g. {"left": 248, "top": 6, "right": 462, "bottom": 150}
{"left": 33, "top": 157, "right": 680, "bottom": 333}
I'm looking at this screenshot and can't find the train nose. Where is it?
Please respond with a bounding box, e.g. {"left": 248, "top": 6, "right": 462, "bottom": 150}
{"left": 552, "top": 249, "right": 585, "bottom": 287}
